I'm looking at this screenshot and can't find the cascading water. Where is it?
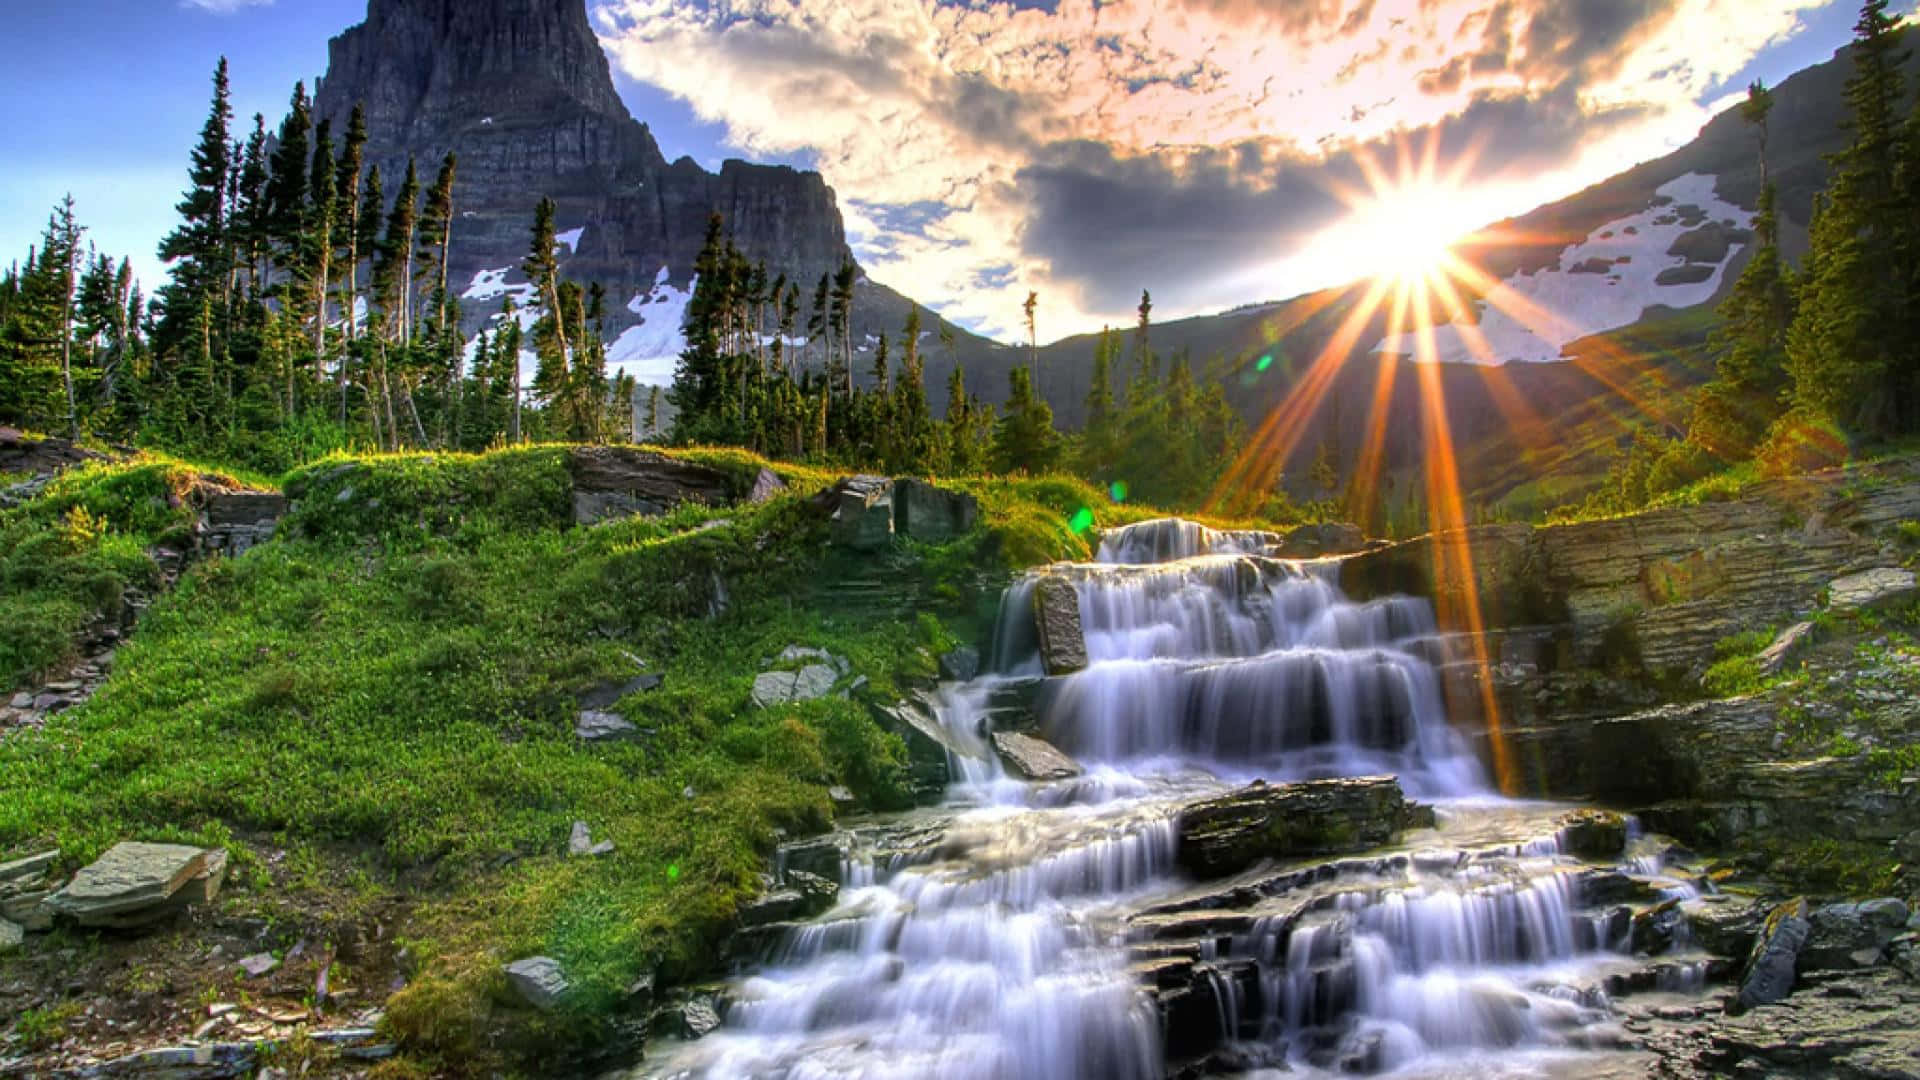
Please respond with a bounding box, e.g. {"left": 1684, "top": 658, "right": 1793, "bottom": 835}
{"left": 644, "top": 518, "right": 1714, "bottom": 1079}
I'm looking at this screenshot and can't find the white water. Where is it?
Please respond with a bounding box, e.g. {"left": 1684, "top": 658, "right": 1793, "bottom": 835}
{"left": 645, "top": 519, "right": 1710, "bottom": 1079}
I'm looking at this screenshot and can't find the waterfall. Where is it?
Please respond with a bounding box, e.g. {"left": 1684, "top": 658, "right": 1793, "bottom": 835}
{"left": 645, "top": 519, "right": 1707, "bottom": 1079}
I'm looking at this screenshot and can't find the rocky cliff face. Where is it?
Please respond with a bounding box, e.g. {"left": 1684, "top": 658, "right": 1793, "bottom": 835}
{"left": 312, "top": 0, "right": 858, "bottom": 368}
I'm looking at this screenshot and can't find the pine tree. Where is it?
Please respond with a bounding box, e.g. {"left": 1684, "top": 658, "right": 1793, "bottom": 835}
{"left": 155, "top": 57, "right": 233, "bottom": 395}
{"left": 991, "top": 365, "right": 1060, "bottom": 474}
{"left": 333, "top": 103, "right": 368, "bottom": 422}
{"left": 264, "top": 82, "right": 313, "bottom": 290}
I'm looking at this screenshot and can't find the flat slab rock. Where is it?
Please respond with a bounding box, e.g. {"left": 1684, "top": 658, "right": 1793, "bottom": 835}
{"left": 46, "top": 842, "right": 226, "bottom": 926}
{"left": 991, "top": 731, "right": 1083, "bottom": 781}
{"left": 752, "top": 665, "right": 839, "bottom": 707}
{"left": 1829, "top": 567, "right": 1917, "bottom": 611}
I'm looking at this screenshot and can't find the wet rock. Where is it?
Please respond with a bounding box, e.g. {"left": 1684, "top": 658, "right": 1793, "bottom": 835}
{"left": 1176, "top": 776, "right": 1407, "bottom": 879}
{"left": 752, "top": 665, "right": 839, "bottom": 707}
{"left": 681, "top": 995, "right": 723, "bottom": 1038}
{"left": 1732, "top": 897, "right": 1811, "bottom": 1013}
{"left": 1276, "top": 522, "right": 1365, "bottom": 558}
{"left": 1680, "top": 895, "right": 1765, "bottom": 957}
{"left": 893, "top": 477, "right": 979, "bottom": 542}
{"left": 818, "top": 475, "right": 895, "bottom": 550}
{"left": 868, "top": 697, "right": 969, "bottom": 800}
{"left": 1558, "top": 808, "right": 1629, "bottom": 860}
{"left": 1755, "top": 620, "right": 1817, "bottom": 676}
{"left": 504, "top": 956, "right": 570, "bottom": 1011}
{"left": 1032, "top": 576, "right": 1088, "bottom": 676}
{"left": 777, "top": 832, "right": 852, "bottom": 883}
{"left": 1799, "top": 899, "right": 1910, "bottom": 972}
{"left": 1829, "top": 567, "right": 1917, "bottom": 611}
{"left": 45, "top": 842, "right": 226, "bottom": 928}
{"left": 938, "top": 645, "right": 981, "bottom": 683}
{"left": 991, "top": 731, "right": 1083, "bottom": 781}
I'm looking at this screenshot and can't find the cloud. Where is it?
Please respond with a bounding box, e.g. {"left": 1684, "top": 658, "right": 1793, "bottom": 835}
{"left": 592, "top": 0, "right": 1830, "bottom": 338}
{"left": 181, "top": 0, "right": 273, "bottom": 11}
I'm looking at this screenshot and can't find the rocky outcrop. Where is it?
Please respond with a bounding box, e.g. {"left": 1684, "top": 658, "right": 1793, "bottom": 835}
{"left": 504, "top": 955, "right": 570, "bottom": 1011}
{"left": 1558, "top": 808, "right": 1629, "bottom": 860}
{"left": 1339, "top": 457, "right": 1920, "bottom": 682}
{"left": 868, "top": 694, "right": 977, "bottom": 801}
{"left": 818, "top": 476, "right": 895, "bottom": 551}
{"left": 1276, "top": 522, "right": 1366, "bottom": 558}
{"left": 198, "top": 492, "right": 287, "bottom": 558}
{"left": 0, "top": 427, "right": 107, "bottom": 480}
{"left": 568, "top": 446, "right": 740, "bottom": 524}
{"left": 1032, "top": 576, "right": 1088, "bottom": 676}
{"left": 1829, "top": 567, "right": 1917, "bottom": 611}
{"left": 1174, "top": 776, "right": 1408, "bottom": 879}
{"left": 44, "top": 842, "right": 228, "bottom": 929}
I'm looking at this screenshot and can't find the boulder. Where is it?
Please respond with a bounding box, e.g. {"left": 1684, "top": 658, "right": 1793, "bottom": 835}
{"left": 1558, "top": 809, "right": 1629, "bottom": 860}
{"left": 1680, "top": 895, "right": 1765, "bottom": 957}
{"left": 567, "top": 446, "right": 738, "bottom": 525}
{"left": 817, "top": 475, "right": 895, "bottom": 550}
{"left": 200, "top": 492, "right": 288, "bottom": 557}
{"left": 503, "top": 956, "right": 570, "bottom": 1011}
{"left": 938, "top": 645, "right": 981, "bottom": 683}
{"left": 1276, "top": 522, "right": 1366, "bottom": 558}
{"left": 1798, "top": 899, "right": 1911, "bottom": 972}
{"left": 868, "top": 697, "right": 972, "bottom": 800}
{"left": 1732, "top": 897, "right": 1811, "bottom": 1013}
{"left": 991, "top": 731, "right": 1083, "bottom": 781}
{"left": 1032, "top": 576, "right": 1088, "bottom": 676}
{"left": 45, "top": 843, "right": 225, "bottom": 928}
{"left": 1176, "top": 776, "right": 1408, "bottom": 879}
{"left": 679, "top": 994, "right": 724, "bottom": 1038}
{"left": 1829, "top": 567, "right": 1917, "bottom": 612}
{"left": 0, "top": 917, "right": 20, "bottom": 954}
{"left": 1754, "top": 621, "right": 1816, "bottom": 676}
{"left": 752, "top": 665, "right": 839, "bottom": 707}
{"left": 893, "top": 478, "right": 979, "bottom": 542}
{"left": 0, "top": 850, "right": 57, "bottom": 884}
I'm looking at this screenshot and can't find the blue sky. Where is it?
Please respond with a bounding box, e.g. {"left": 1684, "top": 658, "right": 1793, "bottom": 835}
{"left": 0, "top": 0, "right": 1904, "bottom": 337}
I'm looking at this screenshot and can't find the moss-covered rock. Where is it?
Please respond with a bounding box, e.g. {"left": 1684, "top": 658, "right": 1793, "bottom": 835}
{"left": 1175, "top": 776, "right": 1408, "bottom": 879}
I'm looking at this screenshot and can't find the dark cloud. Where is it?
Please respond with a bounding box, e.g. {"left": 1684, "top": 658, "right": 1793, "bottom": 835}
{"left": 1012, "top": 86, "right": 1650, "bottom": 314}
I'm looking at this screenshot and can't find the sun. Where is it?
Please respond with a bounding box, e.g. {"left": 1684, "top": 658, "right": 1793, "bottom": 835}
{"left": 1342, "top": 183, "right": 1475, "bottom": 285}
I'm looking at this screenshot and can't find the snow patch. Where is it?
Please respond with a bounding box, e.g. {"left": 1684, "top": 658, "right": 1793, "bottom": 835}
{"left": 461, "top": 266, "right": 537, "bottom": 307}
{"left": 1373, "top": 172, "right": 1753, "bottom": 365}
{"left": 556, "top": 227, "right": 585, "bottom": 255}
{"left": 607, "top": 267, "right": 694, "bottom": 386}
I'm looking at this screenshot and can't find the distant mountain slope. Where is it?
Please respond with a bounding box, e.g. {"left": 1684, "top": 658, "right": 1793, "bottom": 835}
{"left": 312, "top": 0, "right": 991, "bottom": 388}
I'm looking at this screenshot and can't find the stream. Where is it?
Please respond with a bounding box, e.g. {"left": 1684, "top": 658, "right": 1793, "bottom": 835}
{"left": 641, "top": 518, "right": 1717, "bottom": 1079}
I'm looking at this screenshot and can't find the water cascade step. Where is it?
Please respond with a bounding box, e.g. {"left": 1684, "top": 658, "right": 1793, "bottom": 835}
{"left": 641, "top": 518, "right": 1717, "bottom": 1079}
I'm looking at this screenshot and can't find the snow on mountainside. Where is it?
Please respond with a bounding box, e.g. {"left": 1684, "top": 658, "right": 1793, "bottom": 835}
{"left": 608, "top": 268, "right": 694, "bottom": 386}
{"left": 1374, "top": 173, "right": 1753, "bottom": 365}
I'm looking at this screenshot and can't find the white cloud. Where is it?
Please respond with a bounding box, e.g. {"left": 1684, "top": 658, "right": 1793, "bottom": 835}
{"left": 593, "top": 0, "right": 1830, "bottom": 338}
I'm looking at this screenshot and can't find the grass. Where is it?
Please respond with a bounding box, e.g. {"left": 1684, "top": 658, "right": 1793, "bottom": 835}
{"left": 0, "top": 442, "right": 1213, "bottom": 1069}
{"left": 0, "top": 455, "right": 252, "bottom": 691}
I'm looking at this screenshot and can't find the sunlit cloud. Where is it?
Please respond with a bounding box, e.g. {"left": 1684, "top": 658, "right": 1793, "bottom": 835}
{"left": 594, "top": 0, "right": 1829, "bottom": 338}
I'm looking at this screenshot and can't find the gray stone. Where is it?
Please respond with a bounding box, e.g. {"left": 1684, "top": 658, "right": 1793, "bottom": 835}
{"left": 1829, "top": 567, "right": 1917, "bottom": 611}
{"left": 2, "top": 889, "right": 53, "bottom": 932}
{"left": 1733, "top": 897, "right": 1811, "bottom": 1013}
{"left": 0, "top": 849, "right": 57, "bottom": 884}
{"left": 821, "top": 476, "right": 895, "bottom": 550}
{"left": 892, "top": 478, "right": 979, "bottom": 543}
{"left": 580, "top": 674, "right": 662, "bottom": 709}
{"left": 8, "top": 692, "right": 31, "bottom": 709}
{"left": 681, "top": 996, "right": 723, "bottom": 1038}
{"left": 171, "top": 847, "right": 228, "bottom": 907}
{"left": 1754, "top": 620, "right": 1817, "bottom": 676}
{"left": 504, "top": 956, "right": 570, "bottom": 1011}
{"left": 1032, "top": 576, "right": 1088, "bottom": 676}
{"left": 569, "top": 821, "right": 615, "bottom": 858}
{"left": 1799, "top": 900, "right": 1910, "bottom": 971}
{"left": 828, "top": 786, "right": 855, "bottom": 804}
{"left": 238, "top": 952, "right": 280, "bottom": 978}
{"left": 46, "top": 842, "right": 219, "bottom": 926}
{"left": 752, "top": 665, "right": 839, "bottom": 707}
{"left": 938, "top": 646, "right": 981, "bottom": 683}
{"left": 746, "top": 468, "right": 787, "bottom": 503}
{"left": 991, "top": 731, "right": 1083, "bottom": 781}
{"left": 577, "top": 710, "right": 640, "bottom": 741}
{"left": 568, "top": 447, "right": 738, "bottom": 525}
{"left": 0, "top": 917, "right": 20, "bottom": 954}
{"left": 1680, "top": 895, "right": 1765, "bottom": 957}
